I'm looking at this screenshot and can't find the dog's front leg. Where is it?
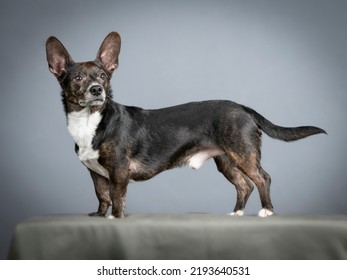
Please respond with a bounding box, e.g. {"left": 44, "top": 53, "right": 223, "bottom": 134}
{"left": 89, "top": 170, "right": 112, "bottom": 217}
{"left": 108, "top": 171, "right": 129, "bottom": 219}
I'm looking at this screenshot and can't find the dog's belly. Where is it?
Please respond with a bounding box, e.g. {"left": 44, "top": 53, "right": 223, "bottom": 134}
{"left": 187, "top": 149, "right": 224, "bottom": 169}
{"left": 128, "top": 148, "right": 225, "bottom": 181}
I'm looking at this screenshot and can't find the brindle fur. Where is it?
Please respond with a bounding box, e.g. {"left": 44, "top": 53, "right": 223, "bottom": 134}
{"left": 46, "top": 32, "right": 326, "bottom": 218}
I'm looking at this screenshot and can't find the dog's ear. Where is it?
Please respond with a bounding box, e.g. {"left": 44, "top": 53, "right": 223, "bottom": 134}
{"left": 46, "top": 36, "right": 74, "bottom": 79}
{"left": 96, "top": 32, "right": 121, "bottom": 74}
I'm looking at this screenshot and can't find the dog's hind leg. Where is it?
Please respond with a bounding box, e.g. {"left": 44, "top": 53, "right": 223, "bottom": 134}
{"left": 227, "top": 150, "right": 273, "bottom": 217}
{"left": 89, "top": 170, "right": 112, "bottom": 217}
{"left": 214, "top": 155, "right": 254, "bottom": 216}
{"left": 255, "top": 168, "right": 273, "bottom": 217}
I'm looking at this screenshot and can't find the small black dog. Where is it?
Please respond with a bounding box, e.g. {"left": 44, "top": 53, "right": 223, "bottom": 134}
{"left": 46, "top": 32, "right": 326, "bottom": 218}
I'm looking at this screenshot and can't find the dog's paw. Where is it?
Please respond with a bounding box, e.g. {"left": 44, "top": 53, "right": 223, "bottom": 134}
{"left": 228, "top": 210, "right": 244, "bottom": 216}
{"left": 106, "top": 214, "right": 116, "bottom": 220}
{"left": 258, "top": 208, "right": 274, "bottom": 217}
{"left": 88, "top": 212, "right": 105, "bottom": 217}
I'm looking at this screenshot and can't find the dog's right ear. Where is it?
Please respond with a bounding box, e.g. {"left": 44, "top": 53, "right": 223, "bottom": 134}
{"left": 46, "top": 36, "right": 74, "bottom": 80}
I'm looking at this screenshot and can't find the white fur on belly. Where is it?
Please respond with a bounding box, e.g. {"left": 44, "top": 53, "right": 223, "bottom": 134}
{"left": 188, "top": 149, "right": 224, "bottom": 169}
{"left": 67, "top": 108, "right": 109, "bottom": 179}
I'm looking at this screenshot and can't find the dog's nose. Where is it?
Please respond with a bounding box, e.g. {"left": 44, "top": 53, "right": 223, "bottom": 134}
{"left": 89, "top": 85, "right": 103, "bottom": 96}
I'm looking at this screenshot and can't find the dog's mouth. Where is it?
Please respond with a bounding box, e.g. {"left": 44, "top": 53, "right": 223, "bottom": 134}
{"left": 78, "top": 96, "right": 105, "bottom": 107}
{"left": 77, "top": 83, "right": 107, "bottom": 107}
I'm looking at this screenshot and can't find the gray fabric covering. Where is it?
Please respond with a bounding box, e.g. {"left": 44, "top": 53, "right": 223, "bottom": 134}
{"left": 8, "top": 214, "right": 347, "bottom": 260}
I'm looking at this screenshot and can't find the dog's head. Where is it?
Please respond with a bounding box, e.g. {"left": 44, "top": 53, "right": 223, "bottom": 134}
{"left": 46, "top": 32, "right": 121, "bottom": 112}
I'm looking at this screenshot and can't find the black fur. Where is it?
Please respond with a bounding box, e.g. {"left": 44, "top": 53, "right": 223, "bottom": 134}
{"left": 242, "top": 106, "right": 326, "bottom": 141}
{"left": 46, "top": 32, "right": 326, "bottom": 218}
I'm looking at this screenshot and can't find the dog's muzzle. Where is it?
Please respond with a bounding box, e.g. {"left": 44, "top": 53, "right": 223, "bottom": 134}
{"left": 90, "top": 85, "right": 103, "bottom": 96}
{"left": 79, "top": 84, "right": 106, "bottom": 107}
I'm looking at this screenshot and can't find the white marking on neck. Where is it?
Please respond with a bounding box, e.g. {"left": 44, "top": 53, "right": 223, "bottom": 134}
{"left": 67, "top": 108, "right": 109, "bottom": 179}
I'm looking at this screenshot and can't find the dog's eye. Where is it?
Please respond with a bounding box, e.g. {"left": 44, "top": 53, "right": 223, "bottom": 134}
{"left": 74, "top": 75, "right": 82, "bottom": 82}
{"left": 100, "top": 73, "right": 106, "bottom": 80}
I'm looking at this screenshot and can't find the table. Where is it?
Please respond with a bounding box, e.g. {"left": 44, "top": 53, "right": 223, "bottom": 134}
{"left": 8, "top": 214, "right": 347, "bottom": 259}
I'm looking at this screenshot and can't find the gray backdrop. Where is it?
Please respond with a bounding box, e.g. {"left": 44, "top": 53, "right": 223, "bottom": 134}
{"left": 1, "top": 0, "right": 346, "bottom": 259}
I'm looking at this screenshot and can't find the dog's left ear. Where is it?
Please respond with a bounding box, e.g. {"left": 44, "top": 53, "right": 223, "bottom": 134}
{"left": 96, "top": 32, "right": 121, "bottom": 75}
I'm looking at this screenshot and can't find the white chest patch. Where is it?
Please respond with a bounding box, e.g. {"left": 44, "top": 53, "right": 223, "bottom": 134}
{"left": 67, "top": 108, "right": 109, "bottom": 179}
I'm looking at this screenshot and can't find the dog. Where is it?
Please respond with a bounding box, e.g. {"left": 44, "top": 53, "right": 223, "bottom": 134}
{"left": 46, "top": 31, "right": 326, "bottom": 219}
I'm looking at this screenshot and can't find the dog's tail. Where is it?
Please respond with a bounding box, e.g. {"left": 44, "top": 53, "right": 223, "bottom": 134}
{"left": 242, "top": 105, "right": 327, "bottom": 142}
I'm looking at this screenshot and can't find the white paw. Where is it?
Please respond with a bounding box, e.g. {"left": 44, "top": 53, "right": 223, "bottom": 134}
{"left": 258, "top": 208, "right": 274, "bottom": 217}
{"left": 106, "top": 214, "right": 115, "bottom": 220}
{"left": 228, "top": 210, "right": 244, "bottom": 216}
